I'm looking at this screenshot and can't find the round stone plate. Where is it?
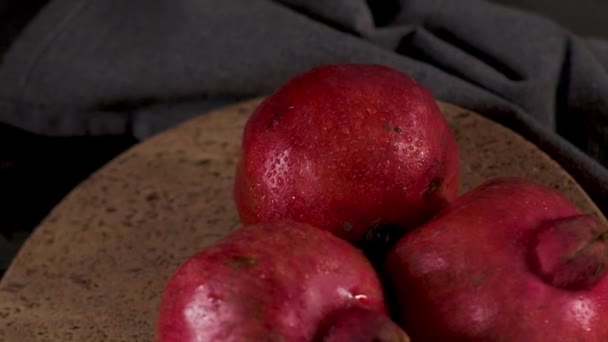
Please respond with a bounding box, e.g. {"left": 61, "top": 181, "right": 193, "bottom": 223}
{"left": 0, "top": 99, "right": 604, "bottom": 341}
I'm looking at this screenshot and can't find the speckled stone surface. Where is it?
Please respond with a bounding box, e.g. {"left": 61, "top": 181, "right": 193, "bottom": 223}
{"left": 0, "top": 99, "right": 604, "bottom": 341}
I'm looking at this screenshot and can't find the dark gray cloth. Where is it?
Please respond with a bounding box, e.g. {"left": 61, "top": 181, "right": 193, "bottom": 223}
{"left": 0, "top": 0, "right": 606, "bottom": 213}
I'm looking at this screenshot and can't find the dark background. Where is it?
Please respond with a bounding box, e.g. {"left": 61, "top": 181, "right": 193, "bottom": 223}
{"left": 491, "top": 0, "right": 608, "bottom": 39}
{"left": 0, "top": 1, "right": 137, "bottom": 273}
{"left": 0, "top": 0, "right": 607, "bottom": 276}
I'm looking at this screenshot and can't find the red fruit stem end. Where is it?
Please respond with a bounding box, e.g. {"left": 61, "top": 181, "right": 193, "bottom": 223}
{"left": 531, "top": 215, "right": 608, "bottom": 290}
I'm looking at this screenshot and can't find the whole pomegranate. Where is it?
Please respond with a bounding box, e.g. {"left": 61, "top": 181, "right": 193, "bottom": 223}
{"left": 155, "top": 221, "right": 386, "bottom": 341}
{"left": 385, "top": 178, "right": 608, "bottom": 341}
{"left": 234, "top": 64, "right": 459, "bottom": 251}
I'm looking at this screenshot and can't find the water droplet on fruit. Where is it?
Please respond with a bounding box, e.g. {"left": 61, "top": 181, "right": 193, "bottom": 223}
{"left": 567, "top": 297, "right": 596, "bottom": 332}
{"left": 263, "top": 149, "right": 291, "bottom": 191}
{"left": 184, "top": 286, "right": 219, "bottom": 331}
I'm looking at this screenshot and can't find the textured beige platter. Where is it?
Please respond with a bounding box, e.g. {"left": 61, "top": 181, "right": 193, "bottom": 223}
{"left": 0, "top": 99, "right": 604, "bottom": 341}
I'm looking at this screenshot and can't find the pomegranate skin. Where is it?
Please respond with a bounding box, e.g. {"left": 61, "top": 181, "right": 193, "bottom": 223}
{"left": 320, "top": 308, "right": 410, "bottom": 342}
{"left": 385, "top": 178, "right": 608, "bottom": 341}
{"left": 234, "top": 64, "right": 459, "bottom": 244}
{"left": 155, "top": 221, "right": 386, "bottom": 342}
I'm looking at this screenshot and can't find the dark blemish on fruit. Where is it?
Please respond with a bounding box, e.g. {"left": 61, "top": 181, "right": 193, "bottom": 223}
{"left": 146, "top": 192, "right": 159, "bottom": 202}
{"left": 343, "top": 222, "right": 354, "bottom": 232}
{"left": 230, "top": 256, "right": 258, "bottom": 268}
{"left": 266, "top": 107, "right": 293, "bottom": 131}
{"left": 196, "top": 159, "right": 211, "bottom": 166}
{"left": 424, "top": 178, "right": 442, "bottom": 197}
{"left": 382, "top": 124, "right": 403, "bottom": 135}
{"left": 212, "top": 171, "right": 221, "bottom": 177}
{"left": 106, "top": 207, "right": 116, "bottom": 213}
{"left": 471, "top": 270, "right": 492, "bottom": 287}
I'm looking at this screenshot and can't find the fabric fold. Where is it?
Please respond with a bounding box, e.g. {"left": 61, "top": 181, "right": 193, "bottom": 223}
{"left": 0, "top": 0, "right": 606, "bottom": 211}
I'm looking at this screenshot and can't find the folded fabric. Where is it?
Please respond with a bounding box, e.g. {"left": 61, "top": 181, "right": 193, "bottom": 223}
{"left": 0, "top": 0, "right": 606, "bottom": 212}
